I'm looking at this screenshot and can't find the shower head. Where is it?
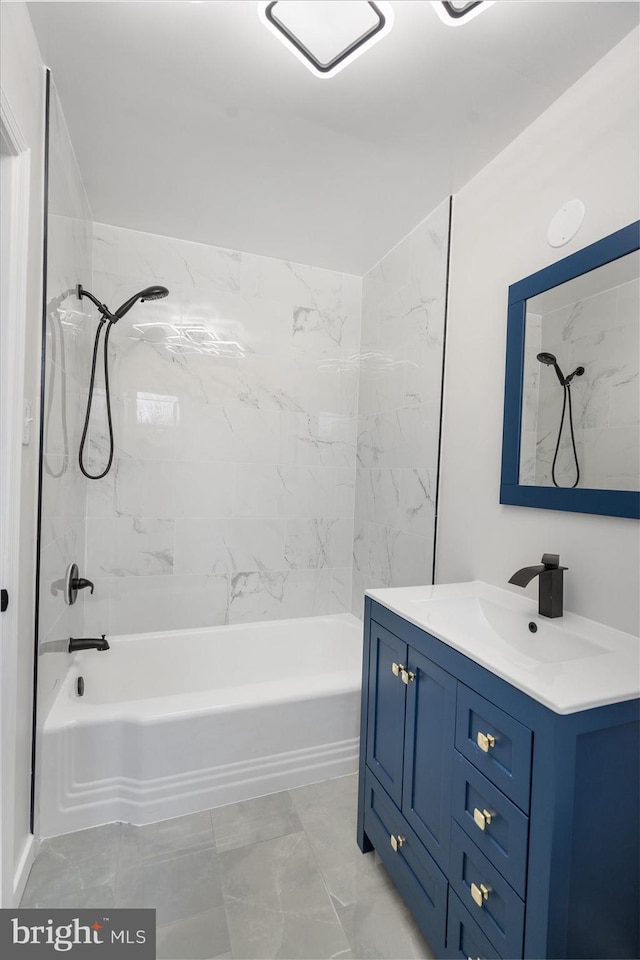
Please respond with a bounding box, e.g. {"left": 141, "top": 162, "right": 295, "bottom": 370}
{"left": 537, "top": 351, "right": 565, "bottom": 386}
{"left": 114, "top": 285, "right": 169, "bottom": 320}
{"left": 537, "top": 352, "right": 557, "bottom": 366}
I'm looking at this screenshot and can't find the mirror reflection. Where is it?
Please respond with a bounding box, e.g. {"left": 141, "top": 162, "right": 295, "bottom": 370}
{"left": 519, "top": 251, "right": 639, "bottom": 491}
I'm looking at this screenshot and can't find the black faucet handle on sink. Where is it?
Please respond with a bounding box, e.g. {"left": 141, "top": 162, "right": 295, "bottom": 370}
{"left": 541, "top": 553, "right": 568, "bottom": 571}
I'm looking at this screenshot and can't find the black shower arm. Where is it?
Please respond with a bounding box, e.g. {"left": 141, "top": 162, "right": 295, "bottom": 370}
{"left": 76, "top": 284, "right": 116, "bottom": 322}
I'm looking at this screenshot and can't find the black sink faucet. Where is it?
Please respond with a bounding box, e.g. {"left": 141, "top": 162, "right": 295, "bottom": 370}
{"left": 508, "top": 553, "right": 568, "bottom": 618}
{"left": 68, "top": 635, "right": 110, "bottom": 652}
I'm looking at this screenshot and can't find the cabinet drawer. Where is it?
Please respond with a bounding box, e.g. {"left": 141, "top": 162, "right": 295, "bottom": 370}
{"left": 451, "top": 752, "right": 528, "bottom": 898}
{"left": 450, "top": 820, "right": 524, "bottom": 959}
{"left": 446, "top": 889, "right": 502, "bottom": 960}
{"left": 455, "top": 685, "right": 532, "bottom": 813}
{"left": 363, "top": 770, "right": 447, "bottom": 951}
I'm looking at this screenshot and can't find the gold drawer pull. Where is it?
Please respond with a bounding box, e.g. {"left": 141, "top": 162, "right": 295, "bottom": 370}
{"left": 473, "top": 807, "right": 493, "bottom": 831}
{"left": 391, "top": 662, "right": 403, "bottom": 677}
{"left": 477, "top": 731, "right": 495, "bottom": 753}
{"left": 470, "top": 881, "right": 490, "bottom": 908}
{"left": 401, "top": 668, "right": 415, "bottom": 684}
{"left": 390, "top": 833, "right": 405, "bottom": 852}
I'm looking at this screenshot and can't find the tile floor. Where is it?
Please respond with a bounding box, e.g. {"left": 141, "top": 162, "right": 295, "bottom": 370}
{"left": 21, "top": 775, "right": 436, "bottom": 960}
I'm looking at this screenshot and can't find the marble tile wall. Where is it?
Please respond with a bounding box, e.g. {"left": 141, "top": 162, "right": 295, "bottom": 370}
{"left": 37, "top": 83, "right": 94, "bottom": 719}
{"left": 85, "top": 224, "right": 361, "bottom": 633}
{"left": 522, "top": 277, "right": 639, "bottom": 490}
{"left": 351, "top": 200, "right": 450, "bottom": 616}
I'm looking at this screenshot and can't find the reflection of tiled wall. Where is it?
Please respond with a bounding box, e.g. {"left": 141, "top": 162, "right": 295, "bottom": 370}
{"left": 86, "top": 224, "right": 361, "bottom": 634}
{"left": 351, "top": 200, "right": 450, "bottom": 615}
{"left": 37, "top": 84, "right": 94, "bottom": 721}
{"left": 525, "top": 279, "right": 639, "bottom": 489}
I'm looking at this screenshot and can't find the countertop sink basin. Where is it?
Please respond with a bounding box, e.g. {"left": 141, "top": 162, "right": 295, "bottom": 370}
{"left": 366, "top": 581, "right": 639, "bottom": 713}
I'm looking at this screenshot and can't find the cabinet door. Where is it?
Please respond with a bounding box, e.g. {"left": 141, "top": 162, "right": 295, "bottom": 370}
{"left": 402, "top": 648, "right": 456, "bottom": 871}
{"left": 365, "top": 620, "right": 407, "bottom": 805}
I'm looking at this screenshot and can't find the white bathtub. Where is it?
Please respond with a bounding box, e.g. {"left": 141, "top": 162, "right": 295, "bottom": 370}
{"left": 40, "top": 613, "right": 363, "bottom": 838}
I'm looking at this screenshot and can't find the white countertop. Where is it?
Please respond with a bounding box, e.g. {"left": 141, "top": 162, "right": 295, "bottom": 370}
{"left": 366, "top": 581, "right": 640, "bottom": 715}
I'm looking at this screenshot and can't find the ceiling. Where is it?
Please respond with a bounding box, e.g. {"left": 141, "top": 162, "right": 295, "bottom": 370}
{"left": 27, "top": 1, "right": 639, "bottom": 275}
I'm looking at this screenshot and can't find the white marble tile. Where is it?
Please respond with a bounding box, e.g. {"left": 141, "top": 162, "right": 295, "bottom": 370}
{"left": 377, "top": 235, "right": 411, "bottom": 292}
{"left": 355, "top": 468, "right": 400, "bottom": 528}
{"left": 357, "top": 357, "right": 406, "bottom": 416}
{"left": 368, "top": 526, "right": 433, "bottom": 588}
{"left": 114, "top": 460, "right": 178, "bottom": 518}
{"left": 87, "top": 517, "right": 174, "bottom": 578}
{"left": 92, "top": 222, "right": 120, "bottom": 275}
{"left": 173, "top": 461, "right": 235, "bottom": 519}
{"left": 177, "top": 402, "right": 288, "bottom": 464}
{"left": 288, "top": 413, "right": 357, "bottom": 469}
{"left": 352, "top": 519, "right": 370, "bottom": 581}
{"left": 174, "top": 518, "right": 286, "bottom": 576}
{"left": 398, "top": 469, "right": 437, "bottom": 539}
{"left": 284, "top": 519, "right": 353, "bottom": 570}
{"left": 335, "top": 467, "right": 356, "bottom": 520}
{"left": 357, "top": 410, "right": 439, "bottom": 470}
{"left": 242, "top": 463, "right": 310, "bottom": 521}
{"left": 609, "top": 376, "right": 639, "bottom": 429}
{"left": 110, "top": 574, "right": 229, "bottom": 635}
{"left": 402, "top": 340, "right": 444, "bottom": 413}
{"left": 409, "top": 200, "right": 450, "bottom": 293}
{"left": 228, "top": 571, "right": 288, "bottom": 624}
{"left": 82, "top": 578, "right": 112, "bottom": 638}
{"left": 378, "top": 280, "right": 446, "bottom": 355}
{"left": 240, "top": 254, "right": 342, "bottom": 311}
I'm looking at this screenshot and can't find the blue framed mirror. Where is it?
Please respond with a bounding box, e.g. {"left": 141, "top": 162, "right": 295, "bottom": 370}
{"left": 500, "top": 220, "right": 640, "bottom": 519}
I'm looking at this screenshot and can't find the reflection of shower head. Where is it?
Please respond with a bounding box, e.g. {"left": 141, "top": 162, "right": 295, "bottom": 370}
{"left": 537, "top": 352, "right": 585, "bottom": 387}
{"left": 537, "top": 351, "right": 565, "bottom": 386}
{"left": 114, "top": 286, "right": 169, "bottom": 320}
{"left": 76, "top": 283, "right": 169, "bottom": 322}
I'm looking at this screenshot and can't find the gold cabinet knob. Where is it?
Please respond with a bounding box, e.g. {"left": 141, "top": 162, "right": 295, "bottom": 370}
{"left": 390, "top": 833, "right": 405, "bottom": 852}
{"left": 477, "top": 731, "right": 496, "bottom": 753}
{"left": 470, "top": 882, "right": 490, "bottom": 908}
{"left": 473, "top": 807, "right": 493, "bottom": 831}
{"left": 391, "top": 662, "right": 404, "bottom": 677}
{"left": 401, "top": 668, "right": 415, "bottom": 685}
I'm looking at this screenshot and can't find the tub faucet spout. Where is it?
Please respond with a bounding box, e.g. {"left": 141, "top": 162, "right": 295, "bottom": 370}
{"left": 508, "top": 553, "right": 568, "bottom": 619}
{"left": 69, "top": 635, "right": 109, "bottom": 652}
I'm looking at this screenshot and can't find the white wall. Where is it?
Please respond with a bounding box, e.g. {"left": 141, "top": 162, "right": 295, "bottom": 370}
{"left": 437, "top": 29, "right": 640, "bottom": 635}
{"left": 0, "top": 0, "right": 45, "bottom": 902}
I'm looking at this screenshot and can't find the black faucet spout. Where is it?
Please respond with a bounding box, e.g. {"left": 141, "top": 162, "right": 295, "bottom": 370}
{"left": 508, "top": 554, "right": 568, "bottom": 619}
{"left": 69, "top": 635, "right": 109, "bottom": 652}
{"left": 509, "top": 563, "right": 547, "bottom": 587}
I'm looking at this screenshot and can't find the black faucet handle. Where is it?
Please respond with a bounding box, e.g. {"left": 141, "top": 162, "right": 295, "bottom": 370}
{"left": 541, "top": 553, "right": 567, "bottom": 570}
{"left": 72, "top": 577, "right": 94, "bottom": 595}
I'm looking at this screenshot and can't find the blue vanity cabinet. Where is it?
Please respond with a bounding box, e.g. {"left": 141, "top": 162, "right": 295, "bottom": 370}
{"left": 357, "top": 596, "right": 640, "bottom": 960}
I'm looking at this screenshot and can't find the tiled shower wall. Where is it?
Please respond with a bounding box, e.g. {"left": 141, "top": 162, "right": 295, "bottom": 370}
{"left": 85, "top": 225, "right": 361, "bottom": 634}
{"left": 37, "top": 82, "right": 94, "bottom": 720}
{"left": 351, "top": 200, "right": 450, "bottom": 615}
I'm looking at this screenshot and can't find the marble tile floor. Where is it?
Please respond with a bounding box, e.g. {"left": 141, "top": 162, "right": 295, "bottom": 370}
{"left": 21, "top": 775, "right": 436, "bottom": 960}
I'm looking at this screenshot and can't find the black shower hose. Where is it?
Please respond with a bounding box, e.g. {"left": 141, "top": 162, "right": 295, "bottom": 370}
{"left": 551, "top": 383, "right": 580, "bottom": 489}
{"left": 78, "top": 317, "right": 116, "bottom": 480}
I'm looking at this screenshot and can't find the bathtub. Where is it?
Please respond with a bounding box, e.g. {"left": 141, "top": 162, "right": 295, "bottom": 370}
{"left": 39, "top": 613, "right": 363, "bottom": 838}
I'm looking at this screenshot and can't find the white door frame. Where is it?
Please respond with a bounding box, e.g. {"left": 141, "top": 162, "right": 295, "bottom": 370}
{"left": 0, "top": 86, "right": 32, "bottom": 908}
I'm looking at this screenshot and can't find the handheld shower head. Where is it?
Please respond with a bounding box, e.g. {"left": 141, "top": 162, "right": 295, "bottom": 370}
{"left": 537, "top": 352, "right": 557, "bottom": 366}
{"left": 537, "top": 351, "right": 565, "bottom": 386}
{"left": 114, "top": 285, "right": 169, "bottom": 320}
